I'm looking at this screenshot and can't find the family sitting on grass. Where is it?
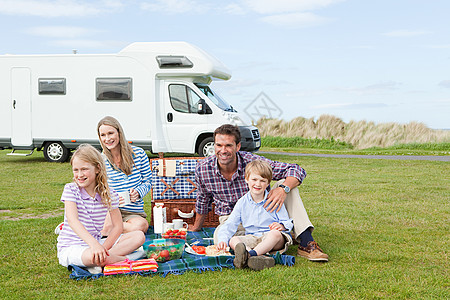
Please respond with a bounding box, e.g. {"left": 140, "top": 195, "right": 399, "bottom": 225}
{"left": 56, "top": 118, "right": 328, "bottom": 274}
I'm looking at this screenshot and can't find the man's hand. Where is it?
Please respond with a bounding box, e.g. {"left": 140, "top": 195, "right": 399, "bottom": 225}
{"left": 264, "top": 177, "right": 300, "bottom": 213}
{"left": 187, "top": 224, "right": 200, "bottom": 231}
{"left": 264, "top": 187, "right": 287, "bottom": 213}
{"left": 188, "top": 213, "right": 207, "bottom": 231}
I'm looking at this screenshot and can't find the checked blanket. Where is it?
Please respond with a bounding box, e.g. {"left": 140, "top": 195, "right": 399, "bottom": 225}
{"left": 68, "top": 228, "right": 296, "bottom": 280}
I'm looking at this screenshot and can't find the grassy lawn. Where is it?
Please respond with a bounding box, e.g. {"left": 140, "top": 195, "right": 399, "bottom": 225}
{"left": 0, "top": 150, "right": 448, "bottom": 299}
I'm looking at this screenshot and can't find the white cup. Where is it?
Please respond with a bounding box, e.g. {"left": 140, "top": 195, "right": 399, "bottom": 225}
{"left": 172, "top": 218, "right": 188, "bottom": 230}
{"left": 164, "top": 222, "right": 174, "bottom": 232}
{"left": 118, "top": 191, "right": 131, "bottom": 207}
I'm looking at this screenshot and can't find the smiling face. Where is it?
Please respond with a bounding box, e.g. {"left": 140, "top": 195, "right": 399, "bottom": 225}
{"left": 72, "top": 156, "right": 98, "bottom": 195}
{"left": 98, "top": 124, "right": 120, "bottom": 151}
{"left": 214, "top": 134, "right": 241, "bottom": 168}
{"left": 245, "top": 172, "right": 270, "bottom": 201}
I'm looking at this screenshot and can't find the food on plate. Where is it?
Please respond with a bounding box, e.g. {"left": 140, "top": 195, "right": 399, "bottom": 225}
{"left": 191, "top": 245, "right": 206, "bottom": 255}
{"left": 205, "top": 245, "right": 231, "bottom": 256}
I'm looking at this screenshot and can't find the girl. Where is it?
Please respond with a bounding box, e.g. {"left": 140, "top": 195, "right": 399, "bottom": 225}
{"left": 97, "top": 116, "right": 152, "bottom": 234}
{"left": 57, "top": 144, "right": 145, "bottom": 273}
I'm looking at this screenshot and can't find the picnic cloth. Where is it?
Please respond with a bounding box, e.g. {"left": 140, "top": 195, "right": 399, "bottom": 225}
{"left": 68, "top": 227, "right": 295, "bottom": 280}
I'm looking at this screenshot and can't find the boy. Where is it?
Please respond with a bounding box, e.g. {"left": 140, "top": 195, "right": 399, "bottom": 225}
{"left": 216, "top": 160, "right": 293, "bottom": 271}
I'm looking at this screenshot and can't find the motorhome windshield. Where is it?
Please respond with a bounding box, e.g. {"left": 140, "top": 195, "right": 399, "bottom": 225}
{"left": 195, "top": 84, "right": 236, "bottom": 112}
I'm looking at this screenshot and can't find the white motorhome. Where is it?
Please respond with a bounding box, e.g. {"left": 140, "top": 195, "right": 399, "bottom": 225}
{"left": 0, "top": 42, "right": 260, "bottom": 162}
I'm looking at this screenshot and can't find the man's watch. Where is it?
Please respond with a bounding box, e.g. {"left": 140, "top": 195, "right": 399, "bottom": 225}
{"left": 279, "top": 184, "right": 290, "bottom": 194}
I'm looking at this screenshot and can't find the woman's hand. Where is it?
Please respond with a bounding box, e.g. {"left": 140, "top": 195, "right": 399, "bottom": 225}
{"left": 129, "top": 188, "right": 140, "bottom": 202}
{"left": 118, "top": 196, "right": 125, "bottom": 206}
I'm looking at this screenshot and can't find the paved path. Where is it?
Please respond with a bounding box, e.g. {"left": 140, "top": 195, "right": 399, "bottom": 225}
{"left": 258, "top": 151, "right": 450, "bottom": 162}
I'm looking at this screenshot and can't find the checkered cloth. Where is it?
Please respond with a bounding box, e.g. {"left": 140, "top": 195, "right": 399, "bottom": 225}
{"left": 151, "top": 159, "right": 201, "bottom": 200}
{"left": 67, "top": 228, "right": 295, "bottom": 280}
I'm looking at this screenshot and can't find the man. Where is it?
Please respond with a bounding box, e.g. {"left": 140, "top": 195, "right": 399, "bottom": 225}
{"left": 190, "top": 124, "right": 328, "bottom": 262}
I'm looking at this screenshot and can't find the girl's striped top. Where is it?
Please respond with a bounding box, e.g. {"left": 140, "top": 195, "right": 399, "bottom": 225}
{"left": 57, "top": 182, "right": 119, "bottom": 252}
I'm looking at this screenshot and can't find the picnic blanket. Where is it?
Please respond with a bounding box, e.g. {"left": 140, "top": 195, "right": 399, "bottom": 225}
{"left": 68, "top": 227, "right": 296, "bottom": 280}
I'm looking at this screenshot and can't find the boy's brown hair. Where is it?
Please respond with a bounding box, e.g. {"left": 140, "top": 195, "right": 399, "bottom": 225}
{"left": 245, "top": 160, "right": 273, "bottom": 182}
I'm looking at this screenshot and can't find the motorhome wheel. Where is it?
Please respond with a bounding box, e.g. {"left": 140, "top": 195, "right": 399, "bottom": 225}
{"left": 43, "top": 142, "right": 70, "bottom": 163}
{"left": 198, "top": 137, "right": 214, "bottom": 157}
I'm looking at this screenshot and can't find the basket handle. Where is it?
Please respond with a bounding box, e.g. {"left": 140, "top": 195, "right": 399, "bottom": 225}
{"left": 177, "top": 209, "right": 194, "bottom": 219}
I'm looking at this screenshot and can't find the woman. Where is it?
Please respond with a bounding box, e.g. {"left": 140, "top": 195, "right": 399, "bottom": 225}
{"left": 97, "top": 116, "right": 151, "bottom": 234}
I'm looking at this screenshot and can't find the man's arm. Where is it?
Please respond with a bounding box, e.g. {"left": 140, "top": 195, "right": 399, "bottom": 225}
{"left": 189, "top": 213, "right": 207, "bottom": 232}
{"left": 189, "top": 163, "right": 213, "bottom": 231}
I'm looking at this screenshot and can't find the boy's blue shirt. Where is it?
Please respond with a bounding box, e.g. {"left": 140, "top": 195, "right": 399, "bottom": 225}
{"left": 216, "top": 190, "right": 293, "bottom": 245}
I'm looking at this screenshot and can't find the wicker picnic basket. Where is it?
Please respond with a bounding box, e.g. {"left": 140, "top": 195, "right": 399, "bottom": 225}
{"left": 150, "top": 157, "right": 219, "bottom": 227}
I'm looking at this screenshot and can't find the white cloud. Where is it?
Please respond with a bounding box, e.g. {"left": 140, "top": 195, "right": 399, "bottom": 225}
{"left": 383, "top": 29, "right": 432, "bottom": 37}
{"left": 424, "top": 44, "right": 450, "bottom": 49}
{"left": 223, "top": 3, "right": 245, "bottom": 15}
{"left": 140, "top": 0, "right": 209, "bottom": 14}
{"left": 333, "top": 81, "right": 402, "bottom": 95}
{"left": 312, "top": 102, "right": 388, "bottom": 109}
{"left": 242, "top": 0, "right": 345, "bottom": 14}
{"left": 438, "top": 80, "right": 450, "bottom": 88}
{"left": 26, "top": 26, "right": 102, "bottom": 39}
{"left": 261, "top": 12, "right": 330, "bottom": 28}
{"left": 0, "top": 0, "right": 106, "bottom": 17}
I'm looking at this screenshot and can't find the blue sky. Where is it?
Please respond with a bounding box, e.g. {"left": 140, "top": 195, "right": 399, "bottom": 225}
{"left": 1, "top": 0, "right": 449, "bottom": 129}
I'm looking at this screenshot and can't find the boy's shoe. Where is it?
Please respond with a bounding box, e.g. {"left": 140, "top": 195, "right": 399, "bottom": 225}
{"left": 86, "top": 266, "right": 102, "bottom": 274}
{"left": 247, "top": 256, "right": 275, "bottom": 271}
{"left": 297, "top": 241, "right": 329, "bottom": 262}
{"left": 233, "top": 243, "right": 248, "bottom": 269}
{"left": 54, "top": 222, "right": 64, "bottom": 234}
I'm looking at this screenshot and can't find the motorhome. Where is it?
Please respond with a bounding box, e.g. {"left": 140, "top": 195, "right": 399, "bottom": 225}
{"left": 0, "top": 42, "right": 260, "bottom": 162}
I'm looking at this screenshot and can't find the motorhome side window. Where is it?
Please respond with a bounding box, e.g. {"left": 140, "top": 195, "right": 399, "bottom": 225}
{"left": 96, "top": 78, "right": 132, "bottom": 101}
{"left": 169, "top": 84, "right": 200, "bottom": 113}
{"left": 38, "top": 78, "right": 66, "bottom": 95}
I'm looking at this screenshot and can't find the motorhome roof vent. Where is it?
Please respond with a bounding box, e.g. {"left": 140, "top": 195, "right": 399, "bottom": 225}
{"left": 156, "top": 55, "right": 193, "bottom": 68}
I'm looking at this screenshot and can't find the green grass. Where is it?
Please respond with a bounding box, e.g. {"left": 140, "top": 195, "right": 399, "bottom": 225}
{"left": 262, "top": 136, "right": 354, "bottom": 150}
{"left": 0, "top": 150, "right": 449, "bottom": 299}
{"left": 261, "top": 137, "right": 450, "bottom": 156}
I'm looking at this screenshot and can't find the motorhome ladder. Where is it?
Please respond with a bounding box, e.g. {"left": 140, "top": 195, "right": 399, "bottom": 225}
{"left": 7, "top": 149, "right": 35, "bottom": 156}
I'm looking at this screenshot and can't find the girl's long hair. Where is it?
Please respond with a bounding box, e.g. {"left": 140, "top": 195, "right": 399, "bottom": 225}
{"left": 97, "top": 116, "right": 135, "bottom": 175}
{"left": 71, "top": 144, "right": 112, "bottom": 209}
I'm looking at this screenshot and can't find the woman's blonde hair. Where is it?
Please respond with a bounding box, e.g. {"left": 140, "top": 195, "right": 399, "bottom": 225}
{"left": 97, "top": 116, "right": 135, "bottom": 175}
{"left": 71, "top": 144, "right": 112, "bottom": 209}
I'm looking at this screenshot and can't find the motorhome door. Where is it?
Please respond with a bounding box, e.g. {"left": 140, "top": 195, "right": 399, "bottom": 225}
{"left": 11, "top": 68, "right": 32, "bottom": 147}
{"left": 163, "top": 82, "right": 209, "bottom": 152}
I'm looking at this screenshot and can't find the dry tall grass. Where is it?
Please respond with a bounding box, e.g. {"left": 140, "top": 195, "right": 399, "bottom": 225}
{"left": 257, "top": 115, "right": 450, "bottom": 149}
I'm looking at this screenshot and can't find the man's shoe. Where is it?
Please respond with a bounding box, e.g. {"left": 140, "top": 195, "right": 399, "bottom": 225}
{"left": 297, "top": 241, "right": 329, "bottom": 262}
{"left": 233, "top": 243, "right": 248, "bottom": 269}
{"left": 247, "top": 256, "right": 275, "bottom": 271}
